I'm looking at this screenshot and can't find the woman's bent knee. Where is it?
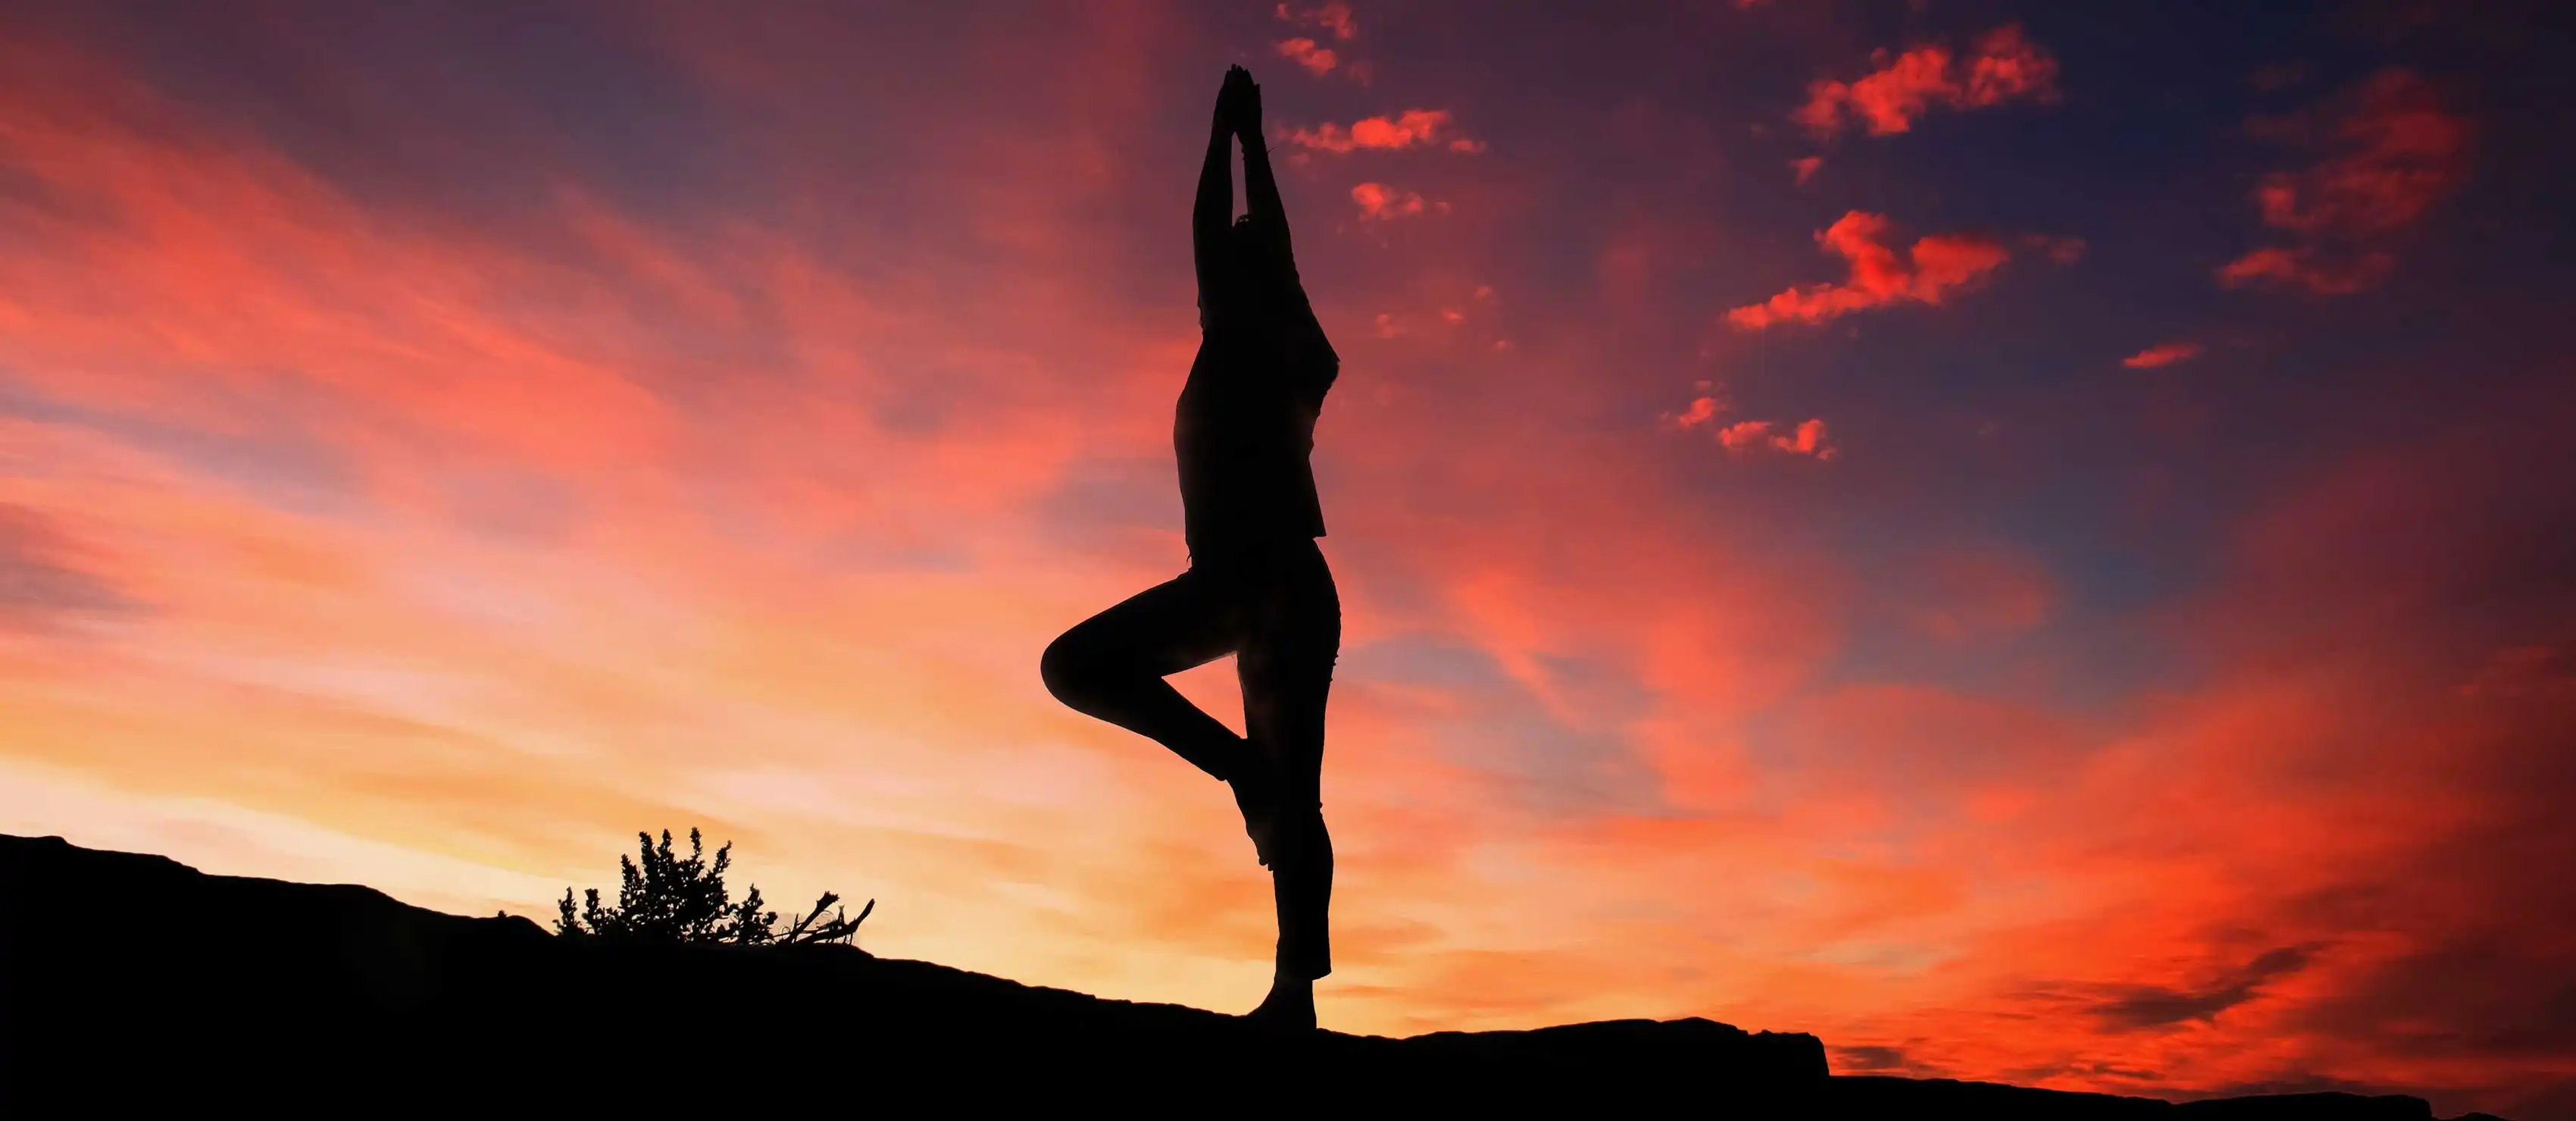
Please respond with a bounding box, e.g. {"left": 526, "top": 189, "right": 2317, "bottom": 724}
{"left": 1040, "top": 628, "right": 1109, "bottom": 709}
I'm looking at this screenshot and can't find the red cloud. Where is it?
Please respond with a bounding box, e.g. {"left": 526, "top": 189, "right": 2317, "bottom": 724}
{"left": 1275, "top": 2, "right": 1358, "bottom": 41}
{"left": 1790, "top": 156, "right": 1823, "bottom": 185}
{"left": 2254, "top": 69, "right": 2465, "bottom": 236}
{"left": 2220, "top": 69, "right": 2466, "bottom": 296}
{"left": 1274, "top": 38, "right": 1337, "bottom": 77}
{"left": 1351, "top": 181, "right": 1427, "bottom": 220}
{"left": 2122, "top": 340, "right": 2202, "bottom": 369}
{"left": 1288, "top": 109, "right": 1480, "bottom": 155}
{"left": 1666, "top": 394, "right": 1834, "bottom": 459}
{"left": 1727, "top": 211, "right": 2011, "bottom": 330}
{"left": 1671, "top": 394, "right": 1724, "bottom": 429}
{"left": 2218, "top": 246, "right": 2393, "bottom": 296}
{"left": 1716, "top": 418, "right": 1836, "bottom": 459}
{"left": 1794, "top": 25, "right": 2059, "bottom": 139}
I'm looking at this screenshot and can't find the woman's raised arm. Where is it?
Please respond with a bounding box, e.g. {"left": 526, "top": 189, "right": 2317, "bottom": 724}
{"left": 1236, "top": 74, "right": 1293, "bottom": 260}
{"left": 1195, "top": 70, "right": 1246, "bottom": 298}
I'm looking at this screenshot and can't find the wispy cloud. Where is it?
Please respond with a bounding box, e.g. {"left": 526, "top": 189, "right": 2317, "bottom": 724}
{"left": 0, "top": 504, "right": 136, "bottom": 631}
{"left": 1275, "top": 2, "right": 1358, "bottom": 42}
{"left": 2089, "top": 946, "right": 2321, "bottom": 1030}
{"left": 1716, "top": 418, "right": 1837, "bottom": 459}
{"left": 1727, "top": 211, "right": 2010, "bottom": 330}
{"left": 1794, "top": 25, "right": 2059, "bottom": 138}
{"left": 1351, "top": 181, "right": 1436, "bottom": 220}
{"left": 2218, "top": 246, "right": 2394, "bottom": 295}
{"left": 1673, "top": 396, "right": 1835, "bottom": 460}
{"left": 2122, "top": 340, "right": 2203, "bottom": 368}
{"left": 1671, "top": 394, "right": 1726, "bottom": 430}
{"left": 1274, "top": 37, "right": 1338, "bottom": 77}
{"left": 1287, "top": 109, "right": 1482, "bottom": 154}
{"left": 2219, "top": 69, "right": 2467, "bottom": 296}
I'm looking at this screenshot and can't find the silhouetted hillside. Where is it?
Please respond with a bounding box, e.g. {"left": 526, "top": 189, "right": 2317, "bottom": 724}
{"left": 0, "top": 834, "right": 2502, "bottom": 1116}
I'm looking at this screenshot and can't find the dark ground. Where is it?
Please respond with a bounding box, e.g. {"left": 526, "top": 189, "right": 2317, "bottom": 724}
{"left": 0, "top": 834, "right": 2506, "bottom": 1116}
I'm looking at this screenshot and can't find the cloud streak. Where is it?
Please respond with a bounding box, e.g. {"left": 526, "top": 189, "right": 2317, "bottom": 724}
{"left": 1794, "top": 26, "right": 2059, "bottom": 138}
{"left": 1275, "top": 2, "right": 1358, "bottom": 42}
{"left": 2122, "top": 341, "right": 2202, "bottom": 368}
{"left": 1717, "top": 418, "right": 1837, "bottom": 459}
{"left": 1727, "top": 211, "right": 2010, "bottom": 330}
{"left": 1286, "top": 109, "right": 1483, "bottom": 154}
{"left": 2089, "top": 946, "right": 2321, "bottom": 1031}
{"left": 1275, "top": 38, "right": 1339, "bottom": 77}
{"left": 0, "top": 504, "right": 136, "bottom": 630}
{"left": 2219, "top": 69, "right": 2468, "bottom": 296}
{"left": 1351, "top": 181, "right": 1435, "bottom": 220}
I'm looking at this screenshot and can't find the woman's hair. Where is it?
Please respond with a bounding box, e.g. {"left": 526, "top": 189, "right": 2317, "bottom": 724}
{"left": 1227, "top": 218, "right": 1293, "bottom": 285}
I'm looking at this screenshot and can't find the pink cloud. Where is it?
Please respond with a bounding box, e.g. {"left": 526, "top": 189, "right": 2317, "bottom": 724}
{"left": 2121, "top": 341, "right": 2202, "bottom": 369}
{"left": 1790, "top": 156, "right": 1823, "bottom": 184}
{"left": 1959, "top": 26, "right": 2056, "bottom": 107}
{"left": 2220, "top": 69, "right": 2466, "bottom": 296}
{"left": 1715, "top": 418, "right": 1836, "bottom": 459}
{"left": 1287, "top": 109, "right": 1480, "bottom": 155}
{"left": 1351, "top": 181, "right": 1427, "bottom": 220}
{"left": 2253, "top": 69, "right": 2465, "bottom": 237}
{"left": 1668, "top": 387, "right": 1837, "bottom": 459}
{"left": 1727, "top": 211, "right": 2012, "bottom": 330}
{"left": 2217, "top": 246, "right": 2393, "bottom": 296}
{"left": 1275, "top": 2, "right": 1358, "bottom": 41}
{"left": 1671, "top": 395, "right": 1724, "bottom": 430}
{"left": 1794, "top": 25, "right": 2059, "bottom": 139}
{"left": 1274, "top": 38, "right": 1337, "bottom": 77}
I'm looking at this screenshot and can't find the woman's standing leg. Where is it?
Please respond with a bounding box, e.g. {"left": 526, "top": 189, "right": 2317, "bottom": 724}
{"left": 1238, "top": 543, "right": 1340, "bottom": 1020}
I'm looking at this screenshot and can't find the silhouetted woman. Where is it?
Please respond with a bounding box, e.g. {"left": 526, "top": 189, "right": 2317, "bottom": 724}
{"left": 1041, "top": 65, "right": 1340, "bottom": 1029}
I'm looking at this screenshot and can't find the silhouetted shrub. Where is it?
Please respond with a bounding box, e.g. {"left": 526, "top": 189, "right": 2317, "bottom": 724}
{"left": 555, "top": 828, "right": 871, "bottom": 946}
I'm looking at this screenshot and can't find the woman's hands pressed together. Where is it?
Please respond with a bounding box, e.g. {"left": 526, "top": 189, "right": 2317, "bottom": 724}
{"left": 1217, "top": 64, "right": 1262, "bottom": 139}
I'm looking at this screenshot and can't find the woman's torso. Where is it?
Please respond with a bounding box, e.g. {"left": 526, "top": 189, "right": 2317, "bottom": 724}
{"left": 1176, "top": 290, "right": 1337, "bottom": 554}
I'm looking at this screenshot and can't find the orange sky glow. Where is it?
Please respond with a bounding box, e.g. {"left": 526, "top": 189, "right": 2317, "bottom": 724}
{"left": 1, "top": 4, "right": 2570, "bottom": 1115}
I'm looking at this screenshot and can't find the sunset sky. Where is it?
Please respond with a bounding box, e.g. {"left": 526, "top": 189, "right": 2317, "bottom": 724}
{"left": 2, "top": 1, "right": 2571, "bottom": 1113}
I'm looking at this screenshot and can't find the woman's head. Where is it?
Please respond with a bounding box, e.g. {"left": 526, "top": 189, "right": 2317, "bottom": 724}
{"left": 1224, "top": 216, "right": 1290, "bottom": 286}
{"left": 1199, "top": 217, "right": 1293, "bottom": 329}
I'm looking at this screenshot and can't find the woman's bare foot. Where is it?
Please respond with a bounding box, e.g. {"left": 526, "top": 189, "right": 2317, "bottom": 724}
{"left": 1243, "top": 972, "right": 1315, "bottom": 1031}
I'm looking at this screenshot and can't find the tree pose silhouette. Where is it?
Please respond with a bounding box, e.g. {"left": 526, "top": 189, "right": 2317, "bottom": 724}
{"left": 1042, "top": 65, "right": 1341, "bottom": 1029}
